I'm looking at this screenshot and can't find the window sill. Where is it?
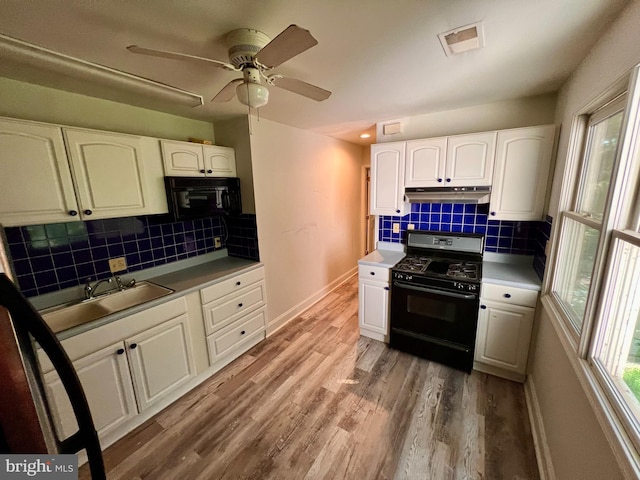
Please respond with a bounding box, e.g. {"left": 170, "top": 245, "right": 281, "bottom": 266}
{"left": 539, "top": 294, "right": 640, "bottom": 479}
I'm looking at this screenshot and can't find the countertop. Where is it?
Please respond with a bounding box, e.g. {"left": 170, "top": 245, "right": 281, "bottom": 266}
{"left": 358, "top": 248, "right": 405, "bottom": 268}
{"left": 42, "top": 254, "right": 261, "bottom": 340}
{"left": 482, "top": 253, "right": 542, "bottom": 291}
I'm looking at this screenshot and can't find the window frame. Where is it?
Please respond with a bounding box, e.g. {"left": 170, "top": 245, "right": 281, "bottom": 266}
{"left": 544, "top": 63, "right": 640, "bottom": 472}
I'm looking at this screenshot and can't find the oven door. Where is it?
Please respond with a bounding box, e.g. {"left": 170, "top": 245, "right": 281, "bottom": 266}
{"left": 390, "top": 280, "right": 479, "bottom": 349}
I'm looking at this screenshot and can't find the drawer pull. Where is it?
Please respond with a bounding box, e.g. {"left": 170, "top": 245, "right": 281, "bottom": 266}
{"left": 238, "top": 303, "right": 243, "bottom": 307}
{"left": 384, "top": 286, "right": 389, "bottom": 291}
{"left": 129, "top": 343, "right": 138, "bottom": 350}
{"left": 116, "top": 348, "right": 125, "bottom": 355}
{"left": 241, "top": 330, "right": 246, "bottom": 335}
{"left": 504, "top": 293, "right": 512, "bottom": 298}
{"left": 370, "top": 272, "right": 375, "bottom": 276}
{"left": 236, "top": 281, "right": 241, "bottom": 286}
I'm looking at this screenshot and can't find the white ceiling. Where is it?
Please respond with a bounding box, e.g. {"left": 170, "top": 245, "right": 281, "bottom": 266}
{"left": 0, "top": 0, "right": 630, "bottom": 145}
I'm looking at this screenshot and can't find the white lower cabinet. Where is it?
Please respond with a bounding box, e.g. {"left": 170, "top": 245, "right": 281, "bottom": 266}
{"left": 358, "top": 265, "right": 390, "bottom": 342}
{"left": 474, "top": 283, "right": 537, "bottom": 382}
{"left": 39, "top": 297, "right": 195, "bottom": 441}
{"left": 125, "top": 314, "right": 196, "bottom": 411}
{"left": 43, "top": 341, "right": 137, "bottom": 440}
{"left": 200, "top": 266, "right": 267, "bottom": 366}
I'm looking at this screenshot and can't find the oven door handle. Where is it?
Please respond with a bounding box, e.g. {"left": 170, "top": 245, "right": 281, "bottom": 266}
{"left": 393, "top": 281, "right": 477, "bottom": 300}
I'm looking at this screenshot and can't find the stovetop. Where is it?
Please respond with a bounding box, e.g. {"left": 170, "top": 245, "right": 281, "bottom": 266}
{"left": 393, "top": 254, "right": 482, "bottom": 282}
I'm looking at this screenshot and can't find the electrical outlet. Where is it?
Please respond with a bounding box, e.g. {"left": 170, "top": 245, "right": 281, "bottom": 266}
{"left": 109, "top": 257, "right": 127, "bottom": 273}
{"left": 408, "top": 223, "right": 415, "bottom": 230}
{"left": 214, "top": 237, "right": 222, "bottom": 248}
{"left": 392, "top": 223, "right": 400, "bottom": 234}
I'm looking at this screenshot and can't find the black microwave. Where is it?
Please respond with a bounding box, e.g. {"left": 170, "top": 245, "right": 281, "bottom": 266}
{"left": 164, "top": 177, "right": 242, "bottom": 220}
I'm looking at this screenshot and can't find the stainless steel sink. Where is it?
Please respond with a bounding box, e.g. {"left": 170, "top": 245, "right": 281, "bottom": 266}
{"left": 41, "top": 281, "right": 174, "bottom": 333}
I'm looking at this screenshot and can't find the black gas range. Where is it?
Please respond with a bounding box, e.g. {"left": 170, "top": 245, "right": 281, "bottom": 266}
{"left": 389, "top": 231, "right": 484, "bottom": 372}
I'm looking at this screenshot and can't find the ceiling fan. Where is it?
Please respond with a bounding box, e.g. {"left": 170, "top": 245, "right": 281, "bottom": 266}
{"left": 127, "top": 25, "right": 331, "bottom": 109}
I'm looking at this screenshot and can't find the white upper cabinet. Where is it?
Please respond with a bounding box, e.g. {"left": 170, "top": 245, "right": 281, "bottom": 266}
{"left": 0, "top": 117, "right": 168, "bottom": 226}
{"left": 404, "top": 137, "right": 447, "bottom": 187}
{"left": 446, "top": 132, "right": 497, "bottom": 186}
{"left": 161, "top": 140, "right": 236, "bottom": 177}
{"left": 489, "top": 125, "right": 556, "bottom": 221}
{"left": 64, "top": 129, "right": 156, "bottom": 220}
{"left": 0, "top": 118, "right": 80, "bottom": 226}
{"left": 204, "top": 145, "right": 236, "bottom": 177}
{"left": 370, "top": 142, "right": 409, "bottom": 216}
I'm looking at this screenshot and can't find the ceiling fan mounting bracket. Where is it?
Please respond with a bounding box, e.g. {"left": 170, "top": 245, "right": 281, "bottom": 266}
{"left": 225, "top": 28, "right": 271, "bottom": 70}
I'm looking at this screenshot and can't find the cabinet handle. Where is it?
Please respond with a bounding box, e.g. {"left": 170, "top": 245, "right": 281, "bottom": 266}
{"left": 446, "top": 178, "right": 451, "bottom": 183}
{"left": 437, "top": 178, "right": 443, "bottom": 183}
{"left": 238, "top": 303, "right": 243, "bottom": 308}
{"left": 240, "top": 330, "right": 246, "bottom": 335}
{"left": 199, "top": 169, "right": 206, "bottom": 173}
{"left": 504, "top": 293, "right": 512, "bottom": 298}
{"left": 207, "top": 169, "right": 213, "bottom": 174}
{"left": 370, "top": 272, "right": 375, "bottom": 276}
{"left": 236, "top": 281, "right": 241, "bottom": 286}
{"left": 384, "top": 286, "right": 389, "bottom": 291}
{"left": 116, "top": 348, "right": 125, "bottom": 355}
{"left": 84, "top": 209, "right": 92, "bottom": 215}
{"left": 129, "top": 343, "right": 138, "bottom": 349}
{"left": 480, "top": 305, "right": 487, "bottom": 309}
{"left": 490, "top": 212, "right": 496, "bottom": 216}
{"left": 69, "top": 210, "right": 78, "bottom": 216}
{"left": 395, "top": 209, "right": 400, "bottom": 214}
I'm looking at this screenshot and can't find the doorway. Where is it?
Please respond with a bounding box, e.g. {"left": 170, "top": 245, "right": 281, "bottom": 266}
{"left": 364, "top": 167, "right": 375, "bottom": 255}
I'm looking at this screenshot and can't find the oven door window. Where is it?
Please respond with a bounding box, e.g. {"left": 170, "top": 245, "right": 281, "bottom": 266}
{"left": 391, "top": 283, "right": 479, "bottom": 346}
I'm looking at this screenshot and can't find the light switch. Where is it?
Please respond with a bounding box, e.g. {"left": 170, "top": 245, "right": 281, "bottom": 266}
{"left": 393, "top": 223, "right": 400, "bottom": 233}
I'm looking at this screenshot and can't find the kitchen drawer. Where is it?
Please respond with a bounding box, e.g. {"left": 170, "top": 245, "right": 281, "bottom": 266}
{"left": 207, "top": 307, "right": 266, "bottom": 362}
{"left": 358, "top": 265, "right": 390, "bottom": 282}
{"left": 200, "top": 266, "right": 265, "bottom": 304}
{"left": 481, "top": 282, "right": 538, "bottom": 307}
{"left": 202, "top": 281, "right": 266, "bottom": 335}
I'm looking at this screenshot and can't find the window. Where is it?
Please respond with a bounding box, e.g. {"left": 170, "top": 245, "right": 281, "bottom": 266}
{"left": 551, "top": 97, "right": 625, "bottom": 335}
{"left": 549, "top": 65, "right": 640, "bottom": 457}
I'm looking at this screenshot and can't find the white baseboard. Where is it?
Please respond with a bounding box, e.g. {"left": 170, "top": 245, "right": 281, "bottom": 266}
{"left": 267, "top": 267, "right": 357, "bottom": 337}
{"left": 524, "top": 375, "right": 556, "bottom": 480}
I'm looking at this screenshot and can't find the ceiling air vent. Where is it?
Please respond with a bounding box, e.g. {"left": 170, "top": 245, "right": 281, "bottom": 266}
{"left": 438, "top": 22, "right": 484, "bottom": 57}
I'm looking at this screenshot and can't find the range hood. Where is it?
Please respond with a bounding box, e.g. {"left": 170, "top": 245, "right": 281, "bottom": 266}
{"left": 404, "top": 186, "right": 491, "bottom": 204}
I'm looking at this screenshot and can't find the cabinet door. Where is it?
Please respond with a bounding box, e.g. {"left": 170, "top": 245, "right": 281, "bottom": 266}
{"left": 161, "top": 140, "right": 205, "bottom": 176}
{"left": 489, "top": 125, "right": 555, "bottom": 221}
{"left": 474, "top": 300, "right": 534, "bottom": 374}
{"left": 126, "top": 314, "right": 196, "bottom": 411}
{"left": 358, "top": 279, "right": 389, "bottom": 337}
{"left": 42, "top": 341, "right": 137, "bottom": 440}
{"left": 0, "top": 118, "right": 79, "bottom": 226}
{"left": 405, "top": 137, "right": 447, "bottom": 187}
{"left": 446, "top": 132, "right": 497, "bottom": 186}
{"left": 64, "top": 129, "right": 152, "bottom": 219}
{"left": 370, "top": 142, "right": 407, "bottom": 216}
{"left": 203, "top": 145, "right": 236, "bottom": 177}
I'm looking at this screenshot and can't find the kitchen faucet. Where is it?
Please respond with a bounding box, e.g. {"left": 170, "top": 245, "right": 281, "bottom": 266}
{"left": 84, "top": 276, "right": 136, "bottom": 299}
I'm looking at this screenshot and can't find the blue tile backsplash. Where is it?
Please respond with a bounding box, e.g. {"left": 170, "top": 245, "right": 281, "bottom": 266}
{"left": 226, "top": 214, "right": 260, "bottom": 261}
{"left": 379, "top": 203, "right": 544, "bottom": 257}
{"left": 5, "top": 215, "right": 230, "bottom": 297}
{"left": 532, "top": 215, "right": 553, "bottom": 281}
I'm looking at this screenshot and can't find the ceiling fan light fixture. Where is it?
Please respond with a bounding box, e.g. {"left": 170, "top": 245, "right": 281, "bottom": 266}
{"left": 236, "top": 81, "right": 269, "bottom": 108}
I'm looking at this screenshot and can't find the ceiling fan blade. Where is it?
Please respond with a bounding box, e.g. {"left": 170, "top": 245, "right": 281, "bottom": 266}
{"left": 272, "top": 76, "right": 331, "bottom": 102}
{"left": 127, "top": 45, "right": 238, "bottom": 71}
{"left": 211, "top": 78, "right": 243, "bottom": 102}
{"left": 255, "top": 25, "right": 318, "bottom": 68}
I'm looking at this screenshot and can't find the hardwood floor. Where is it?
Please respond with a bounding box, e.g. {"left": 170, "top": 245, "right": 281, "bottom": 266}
{"left": 81, "top": 276, "right": 539, "bottom": 480}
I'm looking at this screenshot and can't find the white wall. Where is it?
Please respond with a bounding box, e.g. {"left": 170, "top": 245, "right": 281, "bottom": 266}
{"left": 213, "top": 116, "right": 256, "bottom": 214}
{"left": 0, "top": 77, "right": 214, "bottom": 141}
{"left": 376, "top": 93, "right": 557, "bottom": 143}
{"left": 530, "top": 1, "right": 640, "bottom": 477}
{"left": 248, "top": 118, "right": 364, "bottom": 332}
